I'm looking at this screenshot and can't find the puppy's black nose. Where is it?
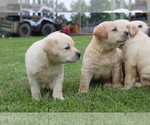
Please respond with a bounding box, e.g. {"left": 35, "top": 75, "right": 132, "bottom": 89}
{"left": 76, "top": 52, "right": 81, "bottom": 58}
{"left": 124, "top": 31, "right": 129, "bottom": 36}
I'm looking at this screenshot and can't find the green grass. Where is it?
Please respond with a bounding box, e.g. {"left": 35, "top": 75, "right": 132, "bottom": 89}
{"left": 0, "top": 35, "right": 150, "bottom": 112}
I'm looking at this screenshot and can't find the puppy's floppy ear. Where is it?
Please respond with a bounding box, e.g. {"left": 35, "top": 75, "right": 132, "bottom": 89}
{"left": 127, "top": 24, "right": 138, "bottom": 37}
{"left": 93, "top": 24, "right": 108, "bottom": 39}
{"left": 43, "top": 38, "right": 58, "bottom": 56}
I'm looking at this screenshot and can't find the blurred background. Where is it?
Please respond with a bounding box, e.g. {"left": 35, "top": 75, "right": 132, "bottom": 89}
{"left": 0, "top": 0, "right": 149, "bottom": 37}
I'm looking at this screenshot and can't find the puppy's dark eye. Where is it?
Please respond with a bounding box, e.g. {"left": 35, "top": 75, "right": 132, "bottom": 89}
{"left": 65, "top": 46, "right": 70, "bottom": 50}
{"left": 138, "top": 25, "right": 142, "bottom": 28}
{"left": 112, "top": 28, "right": 117, "bottom": 31}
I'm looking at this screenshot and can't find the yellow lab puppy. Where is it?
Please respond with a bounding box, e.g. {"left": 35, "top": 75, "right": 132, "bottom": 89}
{"left": 25, "top": 32, "right": 81, "bottom": 100}
{"left": 79, "top": 21, "right": 129, "bottom": 93}
{"left": 123, "top": 23, "right": 150, "bottom": 89}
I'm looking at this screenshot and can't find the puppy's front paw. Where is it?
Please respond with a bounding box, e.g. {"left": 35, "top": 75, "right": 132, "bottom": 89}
{"left": 53, "top": 95, "right": 64, "bottom": 100}
{"left": 32, "top": 96, "right": 41, "bottom": 100}
{"left": 80, "top": 90, "right": 88, "bottom": 93}
{"left": 32, "top": 92, "right": 41, "bottom": 100}
{"left": 79, "top": 85, "right": 89, "bottom": 93}
{"left": 79, "top": 88, "right": 88, "bottom": 93}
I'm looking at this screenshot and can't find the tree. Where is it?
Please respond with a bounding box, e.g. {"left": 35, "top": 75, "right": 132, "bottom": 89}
{"left": 70, "top": 13, "right": 89, "bottom": 26}
{"left": 57, "top": 2, "right": 68, "bottom": 12}
{"left": 87, "top": 0, "right": 111, "bottom": 24}
{"left": 89, "top": 0, "right": 128, "bottom": 12}
{"left": 115, "top": 0, "right": 129, "bottom": 10}
{"left": 89, "top": 0, "right": 110, "bottom": 12}
{"left": 88, "top": 0, "right": 129, "bottom": 24}
{"left": 70, "top": 0, "right": 89, "bottom": 12}
{"left": 70, "top": 0, "right": 89, "bottom": 26}
{"left": 89, "top": 13, "right": 110, "bottom": 24}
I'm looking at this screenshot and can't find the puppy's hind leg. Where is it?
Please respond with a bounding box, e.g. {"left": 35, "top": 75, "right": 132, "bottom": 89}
{"left": 139, "top": 74, "right": 150, "bottom": 87}
{"left": 29, "top": 77, "right": 41, "bottom": 100}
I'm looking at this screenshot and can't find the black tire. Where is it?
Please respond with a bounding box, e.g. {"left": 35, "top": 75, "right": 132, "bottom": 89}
{"left": 19, "top": 23, "right": 32, "bottom": 37}
{"left": 41, "top": 23, "right": 56, "bottom": 36}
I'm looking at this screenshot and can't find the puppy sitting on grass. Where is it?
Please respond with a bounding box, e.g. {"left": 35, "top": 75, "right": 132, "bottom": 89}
{"left": 25, "top": 32, "right": 81, "bottom": 100}
{"left": 123, "top": 23, "right": 150, "bottom": 89}
{"left": 79, "top": 21, "right": 129, "bottom": 93}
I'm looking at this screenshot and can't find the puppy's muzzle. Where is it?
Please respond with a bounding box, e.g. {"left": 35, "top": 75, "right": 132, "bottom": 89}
{"left": 76, "top": 52, "right": 81, "bottom": 58}
{"left": 124, "top": 31, "right": 129, "bottom": 36}
{"left": 119, "top": 31, "right": 129, "bottom": 43}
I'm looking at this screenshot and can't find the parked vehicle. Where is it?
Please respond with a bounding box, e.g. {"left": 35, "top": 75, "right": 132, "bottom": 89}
{"left": 0, "top": 14, "right": 62, "bottom": 37}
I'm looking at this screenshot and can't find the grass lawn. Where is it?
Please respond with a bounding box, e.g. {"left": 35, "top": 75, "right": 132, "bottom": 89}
{"left": 0, "top": 35, "right": 150, "bottom": 112}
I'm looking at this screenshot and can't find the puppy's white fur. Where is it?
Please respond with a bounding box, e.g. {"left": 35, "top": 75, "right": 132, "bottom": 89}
{"left": 114, "top": 20, "right": 150, "bottom": 89}
{"left": 114, "top": 19, "right": 150, "bottom": 36}
{"left": 114, "top": 19, "right": 130, "bottom": 31}
{"left": 131, "top": 20, "right": 150, "bottom": 36}
{"left": 25, "top": 32, "right": 81, "bottom": 100}
{"left": 79, "top": 21, "right": 129, "bottom": 93}
{"left": 114, "top": 19, "right": 130, "bottom": 49}
{"left": 123, "top": 23, "right": 150, "bottom": 89}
